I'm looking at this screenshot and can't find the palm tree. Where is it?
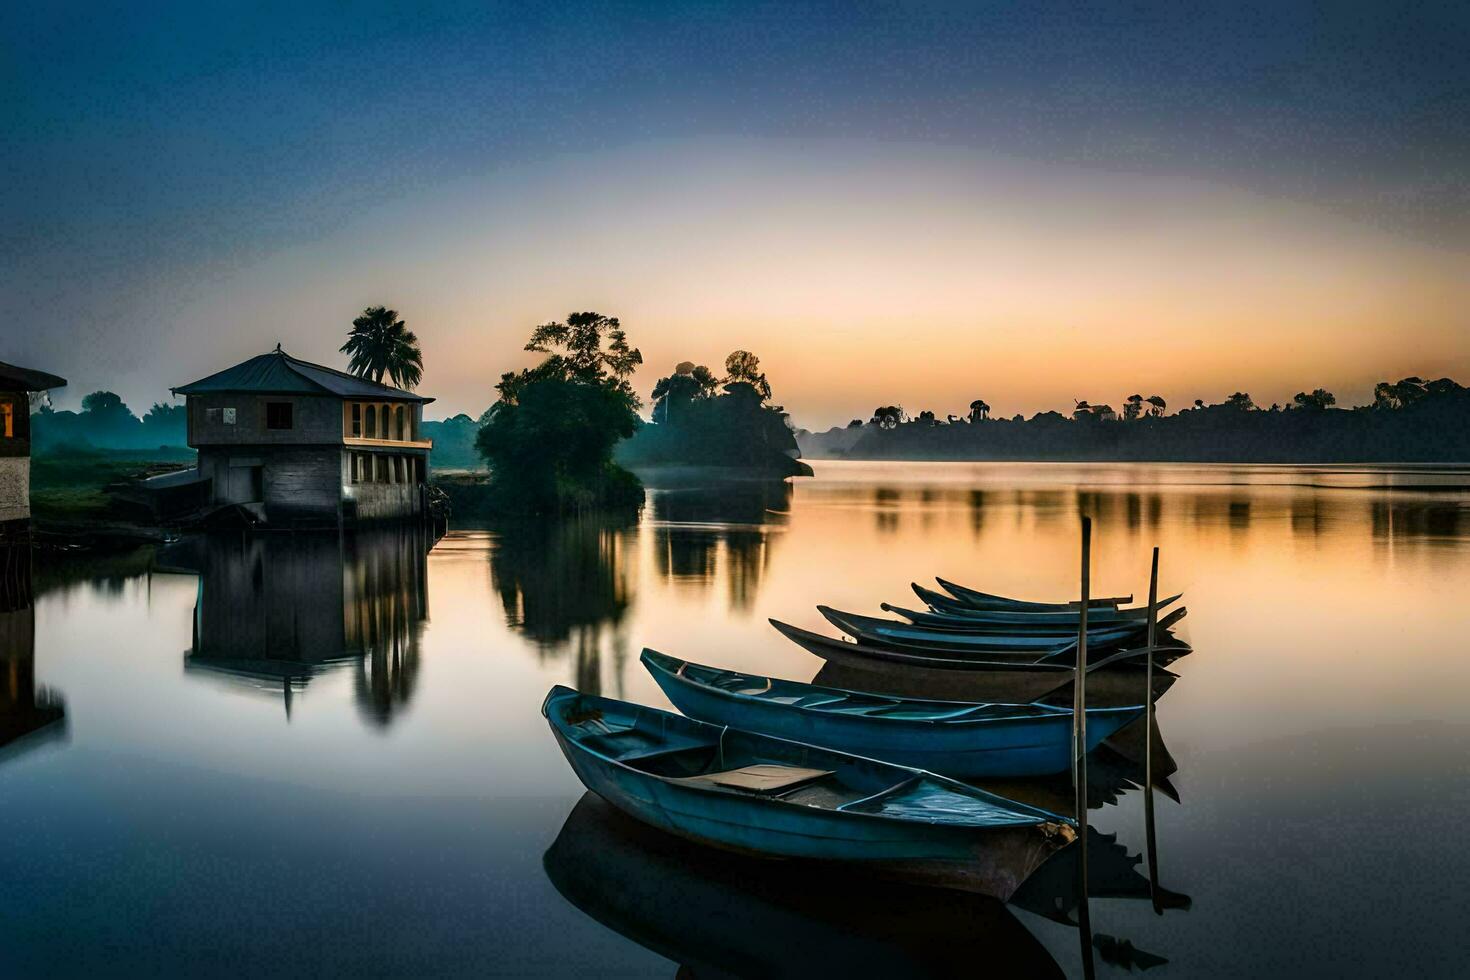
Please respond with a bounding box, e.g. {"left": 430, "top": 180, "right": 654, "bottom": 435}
{"left": 341, "top": 306, "right": 424, "bottom": 389}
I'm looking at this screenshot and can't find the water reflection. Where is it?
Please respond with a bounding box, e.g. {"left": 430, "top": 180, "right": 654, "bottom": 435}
{"left": 164, "top": 528, "right": 431, "bottom": 725}
{"left": 488, "top": 516, "right": 636, "bottom": 695}
{"left": 545, "top": 792, "right": 1065, "bottom": 978}
{"left": 0, "top": 604, "right": 66, "bottom": 761}
{"left": 1, "top": 527, "right": 66, "bottom": 762}
{"left": 646, "top": 480, "right": 791, "bottom": 611}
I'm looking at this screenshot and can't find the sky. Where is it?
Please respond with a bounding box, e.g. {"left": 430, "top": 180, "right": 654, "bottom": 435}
{"left": 3, "top": 1, "right": 1467, "bottom": 427}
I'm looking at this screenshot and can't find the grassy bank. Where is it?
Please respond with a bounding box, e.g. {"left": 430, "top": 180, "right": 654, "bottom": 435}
{"left": 29, "top": 448, "right": 194, "bottom": 523}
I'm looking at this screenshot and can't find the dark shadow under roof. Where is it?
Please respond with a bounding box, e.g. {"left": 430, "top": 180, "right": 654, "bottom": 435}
{"left": 172, "top": 347, "right": 432, "bottom": 403}
{"left": 0, "top": 360, "right": 67, "bottom": 393}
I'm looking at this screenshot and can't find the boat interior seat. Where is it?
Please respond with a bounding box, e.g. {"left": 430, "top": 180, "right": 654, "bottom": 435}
{"left": 673, "top": 764, "right": 835, "bottom": 795}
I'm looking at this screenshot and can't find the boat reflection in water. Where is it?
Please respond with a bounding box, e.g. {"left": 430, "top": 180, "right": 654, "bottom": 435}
{"left": 545, "top": 792, "right": 1065, "bottom": 978}
{"left": 164, "top": 527, "right": 432, "bottom": 725}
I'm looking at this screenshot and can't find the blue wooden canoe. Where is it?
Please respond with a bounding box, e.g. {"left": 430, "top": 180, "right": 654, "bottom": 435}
{"left": 543, "top": 685, "right": 1076, "bottom": 898}
{"left": 770, "top": 619, "right": 1183, "bottom": 707}
{"left": 903, "top": 586, "right": 1184, "bottom": 626}
{"left": 818, "top": 606, "right": 1185, "bottom": 656}
{"left": 642, "top": 650, "right": 1144, "bottom": 777}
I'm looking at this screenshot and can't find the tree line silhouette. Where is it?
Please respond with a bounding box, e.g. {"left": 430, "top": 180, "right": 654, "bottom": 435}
{"left": 615, "top": 350, "right": 811, "bottom": 477}
{"left": 800, "top": 377, "right": 1470, "bottom": 462}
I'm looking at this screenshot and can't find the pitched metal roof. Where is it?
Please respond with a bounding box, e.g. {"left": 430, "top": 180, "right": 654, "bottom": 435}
{"left": 0, "top": 360, "right": 67, "bottom": 392}
{"left": 172, "top": 347, "right": 432, "bottom": 403}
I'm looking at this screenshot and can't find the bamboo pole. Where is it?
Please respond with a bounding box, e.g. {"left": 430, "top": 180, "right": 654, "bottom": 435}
{"left": 1074, "top": 516, "right": 1095, "bottom": 980}
{"left": 1144, "top": 545, "right": 1163, "bottom": 914}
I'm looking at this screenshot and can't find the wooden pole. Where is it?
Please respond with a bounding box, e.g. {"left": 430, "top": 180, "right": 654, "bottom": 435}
{"left": 1074, "top": 516, "right": 1095, "bottom": 980}
{"left": 1144, "top": 545, "right": 1163, "bottom": 914}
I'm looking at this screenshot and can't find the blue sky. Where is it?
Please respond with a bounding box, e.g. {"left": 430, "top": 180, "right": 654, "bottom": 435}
{"left": 5, "top": 1, "right": 1467, "bottom": 423}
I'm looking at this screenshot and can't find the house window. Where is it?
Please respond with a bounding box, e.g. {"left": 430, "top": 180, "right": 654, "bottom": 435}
{"left": 365, "top": 405, "right": 378, "bottom": 439}
{"left": 223, "top": 407, "right": 236, "bottom": 424}
{"left": 396, "top": 405, "right": 407, "bottom": 441}
{"left": 266, "top": 402, "right": 293, "bottom": 430}
{"left": 0, "top": 402, "right": 12, "bottom": 438}
{"left": 205, "top": 407, "right": 221, "bottom": 423}
{"left": 351, "top": 403, "right": 362, "bottom": 437}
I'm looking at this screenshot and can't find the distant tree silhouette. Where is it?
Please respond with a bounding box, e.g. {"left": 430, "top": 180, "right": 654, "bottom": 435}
{"left": 341, "top": 306, "right": 423, "bottom": 389}
{"left": 81, "top": 391, "right": 128, "bottom": 416}
{"left": 1193, "top": 398, "right": 1205, "bottom": 410}
{"left": 1292, "top": 388, "right": 1336, "bottom": 410}
{"left": 797, "top": 374, "right": 1470, "bottom": 463}
{"left": 1124, "top": 394, "right": 1144, "bottom": 421}
{"left": 968, "top": 399, "right": 990, "bottom": 422}
{"left": 723, "top": 350, "right": 772, "bottom": 401}
{"left": 847, "top": 419, "right": 864, "bottom": 428}
{"left": 1146, "top": 395, "right": 1166, "bottom": 417}
{"left": 620, "top": 353, "right": 808, "bottom": 476}
{"left": 871, "top": 406, "right": 905, "bottom": 430}
{"left": 1372, "top": 376, "right": 1447, "bottom": 410}
{"left": 916, "top": 410, "right": 937, "bottom": 425}
{"left": 1224, "top": 392, "right": 1255, "bottom": 411}
{"left": 651, "top": 361, "right": 719, "bottom": 424}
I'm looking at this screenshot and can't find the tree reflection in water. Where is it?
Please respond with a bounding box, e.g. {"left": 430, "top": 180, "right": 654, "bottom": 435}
{"left": 487, "top": 516, "right": 637, "bottom": 696}
{"left": 647, "top": 479, "right": 791, "bottom": 612}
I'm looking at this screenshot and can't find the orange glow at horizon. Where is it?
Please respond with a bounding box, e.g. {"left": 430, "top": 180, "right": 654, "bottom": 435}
{"left": 155, "top": 139, "right": 1468, "bottom": 427}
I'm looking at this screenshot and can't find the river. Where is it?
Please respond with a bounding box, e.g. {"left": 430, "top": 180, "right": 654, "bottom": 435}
{"left": 3, "top": 461, "right": 1468, "bottom": 976}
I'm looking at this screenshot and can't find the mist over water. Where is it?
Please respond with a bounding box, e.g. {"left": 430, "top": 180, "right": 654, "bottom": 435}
{"left": 4, "top": 461, "right": 1468, "bottom": 976}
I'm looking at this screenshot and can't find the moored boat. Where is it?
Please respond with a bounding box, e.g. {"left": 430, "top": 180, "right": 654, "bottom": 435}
{"left": 898, "top": 589, "right": 1183, "bottom": 627}
{"left": 935, "top": 578, "right": 1134, "bottom": 611}
{"left": 642, "top": 650, "right": 1143, "bottom": 777}
{"left": 543, "top": 685, "right": 1075, "bottom": 899}
{"left": 772, "top": 619, "right": 1179, "bottom": 705}
{"left": 818, "top": 605, "right": 1186, "bottom": 656}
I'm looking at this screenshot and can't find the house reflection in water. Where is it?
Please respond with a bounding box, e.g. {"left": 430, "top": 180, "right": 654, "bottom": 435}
{"left": 164, "top": 528, "right": 432, "bottom": 725}
{"left": 0, "top": 604, "right": 65, "bottom": 761}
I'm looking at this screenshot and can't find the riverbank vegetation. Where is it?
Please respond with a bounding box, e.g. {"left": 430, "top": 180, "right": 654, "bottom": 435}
{"left": 29, "top": 449, "right": 194, "bottom": 524}
{"left": 474, "top": 312, "right": 646, "bottom": 515}
{"left": 798, "top": 377, "right": 1470, "bottom": 463}
{"left": 616, "top": 351, "right": 812, "bottom": 478}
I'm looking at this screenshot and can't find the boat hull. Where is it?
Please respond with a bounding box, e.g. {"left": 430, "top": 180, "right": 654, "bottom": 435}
{"left": 646, "top": 654, "right": 1142, "bottom": 778}
{"left": 545, "top": 689, "right": 1074, "bottom": 899}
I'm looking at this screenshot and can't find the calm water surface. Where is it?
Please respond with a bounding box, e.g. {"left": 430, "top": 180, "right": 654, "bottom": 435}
{"left": 4, "top": 461, "right": 1469, "bottom": 977}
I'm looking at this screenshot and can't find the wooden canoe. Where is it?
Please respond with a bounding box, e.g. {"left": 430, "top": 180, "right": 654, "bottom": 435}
{"left": 818, "top": 605, "right": 1187, "bottom": 657}
{"left": 543, "top": 685, "right": 1075, "bottom": 899}
{"left": 642, "top": 650, "right": 1143, "bottom": 778}
{"left": 935, "top": 578, "right": 1134, "bottom": 610}
{"left": 771, "top": 619, "right": 1179, "bottom": 706}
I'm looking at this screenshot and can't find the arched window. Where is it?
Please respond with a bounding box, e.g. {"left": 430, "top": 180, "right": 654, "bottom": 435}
{"left": 396, "top": 405, "right": 407, "bottom": 441}
{"left": 365, "top": 403, "right": 377, "bottom": 438}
